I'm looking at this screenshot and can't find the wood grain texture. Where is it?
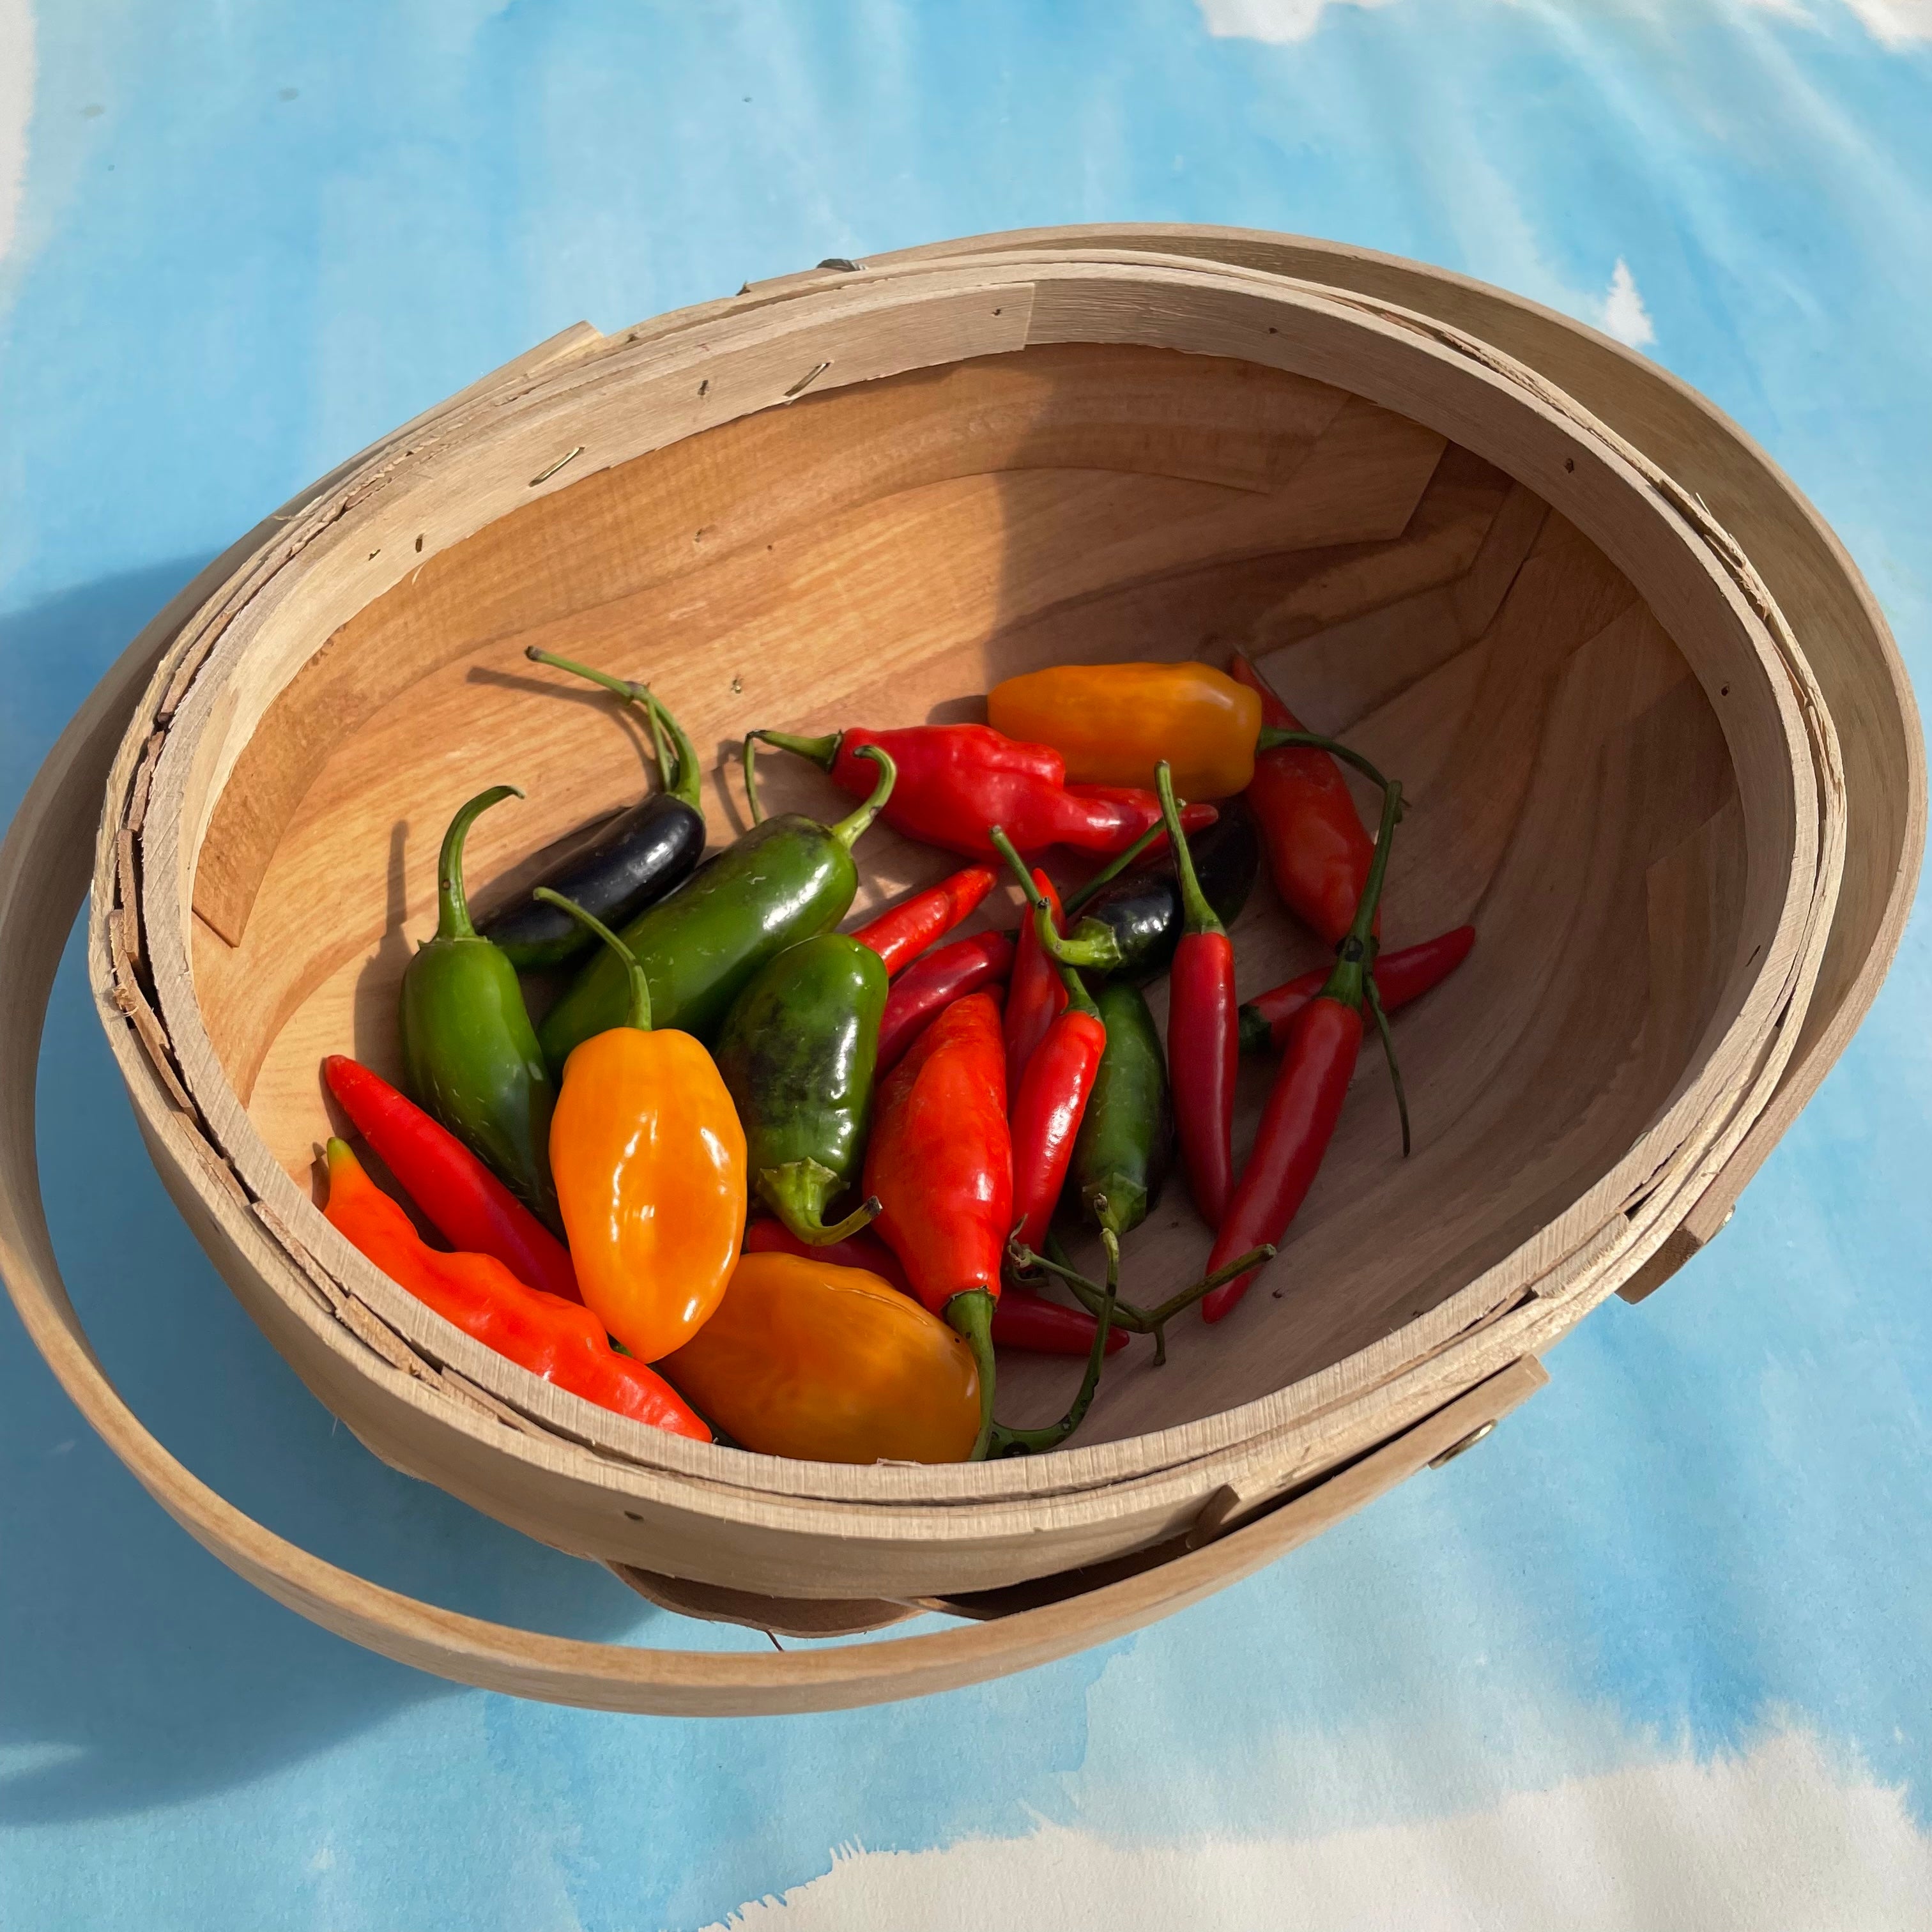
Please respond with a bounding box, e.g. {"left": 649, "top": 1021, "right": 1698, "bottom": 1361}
{"left": 0, "top": 231, "right": 1894, "bottom": 1709}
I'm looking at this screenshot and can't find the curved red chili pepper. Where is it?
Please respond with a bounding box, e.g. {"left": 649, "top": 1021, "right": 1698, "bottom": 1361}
{"left": 1229, "top": 652, "right": 1377, "bottom": 947}
{"left": 875, "top": 930, "right": 1015, "bottom": 1076}
{"left": 1204, "top": 780, "right": 1406, "bottom": 1322}
{"left": 741, "top": 1217, "right": 1123, "bottom": 1355}
{"left": 864, "top": 990, "right": 1011, "bottom": 1457}
{"left": 1008, "top": 971, "right": 1107, "bottom": 1253}
{"left": 849, "top": 866, "right": 997, "bottom": 976}
{"left": 1004, "top": 866, "right": 1068, "bottom": 1099}
{"left": 1240, "top": 926, "right": 1475, "bottom": 1055}
{"left": 1153, "top": 762, "right": 1239, "bottom": 1228}
{"left": 323, "top": 1055, "right": 580, "bottom": 1303}
{"left": 750, "top": 723, "right": 1215, "bottom": 860}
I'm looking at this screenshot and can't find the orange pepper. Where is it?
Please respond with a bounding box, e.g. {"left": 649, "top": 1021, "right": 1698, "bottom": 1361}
{"left": 657, "top": 1251, "right": 981, "bottom": 1463}
{"left": 540, "top": 891, "right": 746, "bottom": 1361}
{"left": 321, "top": 1138, "right": 710, "bottom": 1438}
{"left": 988, "top": 661, "right": 1265, "bottom": 800}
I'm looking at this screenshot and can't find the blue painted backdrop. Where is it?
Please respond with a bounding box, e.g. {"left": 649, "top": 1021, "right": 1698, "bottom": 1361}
{"left": 3, "top": 4, "right": 1928, "bottom": 1926}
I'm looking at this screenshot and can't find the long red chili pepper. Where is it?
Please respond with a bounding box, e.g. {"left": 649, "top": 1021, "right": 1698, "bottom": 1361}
{"left": 875, "top": 930, "right": 1015, "bottom": 1075}
{"left": 1203, "top": 779, "right": 1407, "bottom": 1322}
{"left": 1240, "top": 926, "right": 1475, "bottom": 1055}
{"left": 747, "top": 723, "right": 1216, "bottom": 861}
{"left": 864, "top": 990, "right": 1011, "bottom": 1458}
{"left": 323, "top": 1055, "right": 580, "bottom": 1303}
{"left": 849, "top": 865, "right": 997, "bottom": 976}
{"left": 1003, "top": 863, "right": 1069, "bottom": 1099}
{"left": 1153, "top": 760, "right": 1239, "bottom": 1228}
{"left": 1228, "top": 652, "right": 1379, "bottom": 947}
{"left": 741, "top": 1216, "right": 1123, "bottom": 1356}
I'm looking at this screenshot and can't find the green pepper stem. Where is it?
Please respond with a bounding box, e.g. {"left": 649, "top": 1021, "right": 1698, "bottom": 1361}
{"left": 1061, "top": 818, "right": 1167, "bottom": 917}
{"left": 533, "top": 888, "right": 652, "bottom": 1031}
{"left": 830, "top": 744, "right": 897, "bottom": 848}
{"left": 1319, "top": 778, "right": 1402, "bottom": 1015}
{"left": 1365, "top": 972, "right": 1413, "bottom": 1158}
{"left": 751, "top": 728, "right": 842, "bottom": 771}
{"left": 524, "top": 648, "right": 701, "bottom": 807}
{"left": 946, "top": 1289, "right": 998, "bottom": 1462}
{"left": 436, "top": 785, "right": 521, "bottom": 942}
{"left": 740, "top": 733, "right": 766, "bottom": 825}
{"left": 988, "top": 825, "right": 1124, "bottom": 972}
{"left": 1155, "top": 760, "right": 1221, "bottom": 939}
{"left": 762, "top": 1158, "right": 883, "bottom": 1245}
{"left": 992, "top": 1227, "right": 1119, "bottom": 1457}
{"left": 1255, "top": 727, "right": 1402, "bottom": 806}
{"left": 1056, "top": 958, "right": 1101, "bottom": 1020}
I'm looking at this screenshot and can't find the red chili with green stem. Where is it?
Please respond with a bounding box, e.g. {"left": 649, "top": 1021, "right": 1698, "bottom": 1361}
{"left": 848, "top": 866, "right": 997, "bottom": 976}
{"left": 1001, "top": 859, "right": 1069, "bottom": 1098}
{"left": 875, "top": 930, "right": 1015, "bottom": 1076}
{"left": 1239, "top": 926, "right": 1475, "bottom": 1055}
{"left": 1202, "top": 777, "right": 1409, "bottom": 1324}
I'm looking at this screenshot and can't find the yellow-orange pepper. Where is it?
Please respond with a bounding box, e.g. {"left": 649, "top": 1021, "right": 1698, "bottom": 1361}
{"left": 657, "top": 1251, "right": 981, "bottom": 1463}
{"left": 541, "top": 891, "right": 746, "bottom": 1361}
{"left": 988, "top": 660, "right": 1265, "bottom": 800}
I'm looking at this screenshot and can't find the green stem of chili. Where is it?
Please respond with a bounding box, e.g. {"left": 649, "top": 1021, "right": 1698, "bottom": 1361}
{"left": 749, "top": 727, "right": 842, "bottom": 770}
{"left": 988, "top": 826, "right": 1124, "bottom": 972}
{"left": 992, "top": 1227, "right": 1120, "bottom": 1456}
{"left": 533, "top": 888, "right": 654, "bottom": 1032}
{"left": 1254, "top": 727, "right": 1402, "bottom": 809}
{"left": 829, "top": 744, "right": 898, "bottom": 847}
{"left": 436, "top": 785, "right": 522, "bottom": 942}
{"left": 523, "top": 647, "right": 702, "bottom": 807}
{"left": 946, "top": 1288, "right": 998, "bottom": 1462}
{"left": 1061, "top": 818, "right": 1169, "bottom": 917}
{"left": 1154, "top": 760, "right": 1222, "bottom": 938}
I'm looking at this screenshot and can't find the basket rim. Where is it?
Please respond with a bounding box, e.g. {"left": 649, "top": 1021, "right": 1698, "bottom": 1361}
{"left": 93, "top": 242, "right": 1844, "bottom": 1529}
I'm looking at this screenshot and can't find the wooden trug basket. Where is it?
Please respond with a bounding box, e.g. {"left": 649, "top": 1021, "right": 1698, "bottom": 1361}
{"left": 2, "top": 228, "right": 1919, "bottom": 1715}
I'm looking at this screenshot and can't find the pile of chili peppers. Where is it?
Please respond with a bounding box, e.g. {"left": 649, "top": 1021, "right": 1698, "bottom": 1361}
{"left": 318, "top": 646, "right": 1474, "bottom": 1467}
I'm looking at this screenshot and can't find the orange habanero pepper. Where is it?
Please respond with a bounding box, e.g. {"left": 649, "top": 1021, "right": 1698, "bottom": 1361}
{"left": 539, "top": 890, "right": 747, "bottom": 1361}
{"left": 658, "top": 1251, "right": 982, "bottom": 1464}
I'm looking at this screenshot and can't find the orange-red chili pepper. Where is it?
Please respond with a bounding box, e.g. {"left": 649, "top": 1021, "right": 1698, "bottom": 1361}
{"left": 864, "top": 990, "right": 1011, "bottom": 1458}
{"left": 875, "top": 930, "right": 1013, "bottom": 1076}
{"left": 657, "top": 1251, "right": 981, "bottom": 1464}
{"left": 849, "top": 866, "right": 997, "bottom": 976}
{"left": 1004, "top": 864, "right": 1068, "bottom": 1099}
{"left": 321, "top": 1138, "right": 708, "bottom": 1438}
{"left": 1240, "top": 926, "right": 1475, "bottom": 1055}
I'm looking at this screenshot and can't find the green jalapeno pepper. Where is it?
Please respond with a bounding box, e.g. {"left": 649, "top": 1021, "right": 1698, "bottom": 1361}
{"left": 716, "top": 933, "right": 888, "bottom": 1244}
{"left": 399, "top": 785, "right": 558, "bottom": 1224}
{"left": 537, "top": 746, "right": 897, "bottom": 1071}
{"left": 1070, "top": 977, "right": 1172, "bottom": 1244}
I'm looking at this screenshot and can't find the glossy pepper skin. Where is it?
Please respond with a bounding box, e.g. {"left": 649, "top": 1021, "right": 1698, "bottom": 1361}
{"left": 849, "top": 866, "right": 996, "bottom": 976}
{"left": 1229, "top": 651, "right": 1377, "bottom": 947}
{"left": 1052, "top": 800, "right": 1260, "bottom": 985}
{"left": 398, "top": 786, "right": 558, "bottom": 1224}
{"left": 1156, "top": 761, "right": 1239, "bottom": 1227}
{"left": 1004, "top": 865, "right": 1068, "bottom": 1099}
{"left": 322, "top": 1139, "right": 708, "bottom": 1438}
{"left": 479, "top": 653, "right": 707, "bottom": 970}
{"left": 748, "top": 723, "right": 1216, "bottom": 861}
{"left": 716, "top": 934, "right": 887, "bottom": 1245}
{"left": 875, "top": 930, "right": 1014, "bottom": 1076}
{"left": 657, "top": 1252, "right": 981, "bottom": 1464}
{"left": 537, "top": 746, "right": 896, "bottom": 1071}
{"left": 1070, "top": 979, "right": 1172, "bottom": 1245}
{"left": 1241, "top": 926, "right": 1475, "bottom": 1055}
{"left": 323, "top": 1055, "right": 579, "bottom": 1303}
{"left": 742, "top": 1218, "right": 1125, "bottom": 1357}
{"left": 542, "top": 893, "right": 747, "bottom": 1361}
{"left": 988, "top": 660, "right": 1266, "bottom": 799}
{"left": 864, "top": 990, "right": 1011, "bottom": 1459}
{"left": 1204, "top": 780, "right": 1406, "bottom": 1323}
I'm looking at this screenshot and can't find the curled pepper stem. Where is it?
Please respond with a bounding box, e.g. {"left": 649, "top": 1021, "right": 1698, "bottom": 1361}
{"left": 749, "top": 727, "right": 843, "bottom": 771}
{"left": 829, "top": 744, "right": 898, "bottom": 848}
{"left": 992, "top": 1225, "right": 1120, "bottom": 1457}
{"left": 524, "top": 647, "right": 701, "bottom": 807}
{"left": 1365, "top": 973, "right": 1413, "bottom": 1157}
{"left": 740, "top": 733, "right": 766, "bottom": 825}
{"left": 946, "top": 1289, "right": 998, "bottom": 1462}
{"left": 533, "top": 888, "right": 653, "bottom": 1031}
{"left": 1061, "top": 818, "right": 1167, "bottom": 917}
{"left": 1319, "top": 778, "right": 1409, "bottom": 1155}
{"left": 436, "top": 785, "right": 523, "bottom": 942}
{"left": 1155, "top": 760, "right": 1222, "bottom": 938}
{"left": 988, "top": 826, "right": 1124, "bottom": 972}
{"left": 1254, "top": 727, "right": 1402, "bottom": 810}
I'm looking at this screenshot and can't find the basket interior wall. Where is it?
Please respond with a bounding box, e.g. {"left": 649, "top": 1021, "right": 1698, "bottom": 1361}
{"left": 186, "top": 342, "right": 1752, "bottom": 1442}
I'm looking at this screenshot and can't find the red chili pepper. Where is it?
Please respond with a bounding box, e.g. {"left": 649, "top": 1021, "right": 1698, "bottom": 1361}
{"left": 1228, "top": 652, "right": 1379, "bottom": 947}
{"left": 742, "top": 1216, "right": 1123, "bottom": 1356}
{"left": 849, "top": 866, "right": 997, "bottom": 976}
{"left": 876, "top": 930, "right": 1015, "bottom": 1076}
{"left": 1004, "top": 866, "right": 1069, "bottom": 1098}
{"left": 1204, "top": 779, "right": 1407, "bottom": 1322}
{"left": 864, "top": 990, "right": 1011, "bottom": 1457}
{"left": 1240, "top": 926, "right": 1475, "bottom": 1055}
{"left": 323, "top": 1055, "right": 580, "bottom": 1303}
{"left": 748, "top": 723, "right": 1216, "bottom": 861}
{"left": 1153, "top": 762, "right": 1239, "bottom": 1227}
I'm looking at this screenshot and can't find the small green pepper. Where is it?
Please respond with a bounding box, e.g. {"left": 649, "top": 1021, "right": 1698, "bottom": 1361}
{"left": 716, "top": 933, "right": 887, "bottom": 1243}
{"left": 1070, "top": 977, "right": 1172, "bottom": 1245}
{"left": 399, "top": 786, "right": 557, "bottom": 1224}
{"left": 537, "top": 746, "right": 897, "bottom": 1071}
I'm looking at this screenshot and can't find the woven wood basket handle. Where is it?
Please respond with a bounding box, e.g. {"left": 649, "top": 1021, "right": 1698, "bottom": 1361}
{"left": 0, "top": 584, "right": 1544, "bottom": 1716}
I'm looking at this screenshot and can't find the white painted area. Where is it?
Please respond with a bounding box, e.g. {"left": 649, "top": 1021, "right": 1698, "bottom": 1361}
{"left": 0, "top": 0, "right": 33, "bottom": 265}
{"left": 705, "top": 1729, "right": 1932, "bottom": 1932}
{"left": 1837, "top": 0, "right": 1932, "bottom": 43}
{"left": 1198, "top": 0, "right": 1401, "bottom": 43}
{"left": 1598, "top": 257, "right": 1657, "bottom": 348}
